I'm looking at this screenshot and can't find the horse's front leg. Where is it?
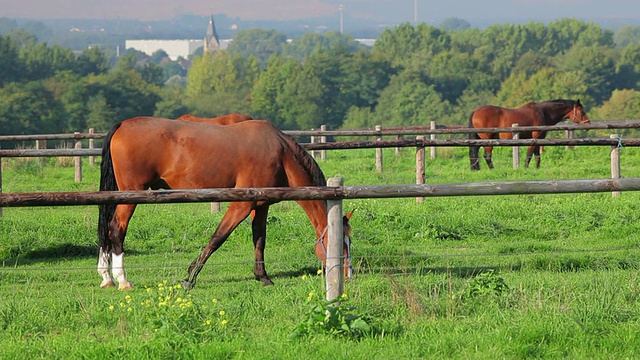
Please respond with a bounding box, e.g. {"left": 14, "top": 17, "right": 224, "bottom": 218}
{"left": 183, "top": 202, "right": 252, "bottom": 289}
{"left": 251, "top": 205, "right": 273, "bottom": 286}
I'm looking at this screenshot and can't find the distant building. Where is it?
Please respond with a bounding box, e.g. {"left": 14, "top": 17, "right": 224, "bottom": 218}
{"left": 203, "top": 15, "right": 221, "bottom": 54}
{"left": 125, "top": 15, "right": 226, "bottom": 60}
{"left": 125, "top": 39, "right": 204, "bottom": 60}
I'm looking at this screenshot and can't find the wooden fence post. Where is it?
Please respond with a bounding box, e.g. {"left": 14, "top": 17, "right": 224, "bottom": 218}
{"left": 36, "top": 139, "right": 47, "bottom": 167}
{"left": 430, "top": 121, "right": 437, "bottom": 160}
{"left": 565, "top": 129, "right": 574, "bottom": 150}
{"left": 416, "top": 136, "right": 425, "bottom": 203}
{"left": 74, "top": 133, "right": 82, "bottom": 182}
{"left": 320, "top": 125, "right": 327, "bottom": 161}
{"left": 395, "top": 135, "right": 401, "bottom": 155}
{"left": 512, "top": 124, "right": 520, "bottom": 169}
{"left": 611, "top": 134, "right": 621, "bottom": 197}
{"left": 326, "top": 177, "right": 344, "bottom": 301}
{"left": 375, "top": 125, "right": 383, "bottom": 173}
{"left": 89, "top": 128, "right": 95, "bottom": 166}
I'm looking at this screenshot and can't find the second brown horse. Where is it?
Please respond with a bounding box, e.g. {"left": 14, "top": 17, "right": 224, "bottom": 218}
{"left": 469, "top": 99, "right": 590, "bottom": 170}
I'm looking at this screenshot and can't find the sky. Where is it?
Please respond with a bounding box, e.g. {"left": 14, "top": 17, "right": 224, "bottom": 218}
{"left": 0, "top": 0, "right": 638, "bottom": 23}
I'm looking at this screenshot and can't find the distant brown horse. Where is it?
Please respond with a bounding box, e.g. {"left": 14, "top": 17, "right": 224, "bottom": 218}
{"left": 177, "top": 113, "right": 253, "bottom": 125}
{"left": 469, "top": 99, "right": 590, "bottom": 170}
{"left": 98, "top": 117, "right": 353, "bottom": 290}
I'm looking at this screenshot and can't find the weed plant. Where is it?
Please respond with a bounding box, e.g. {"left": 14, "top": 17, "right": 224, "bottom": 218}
{"left": 1, "top": 144, "right": 640, "bottom": 359}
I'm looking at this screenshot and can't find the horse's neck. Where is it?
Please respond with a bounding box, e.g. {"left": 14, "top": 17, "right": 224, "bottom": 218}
{"left": 540, "top": 103, "right": 571, "bottom": 125}
{"left": 296, "top": 200, "right": 328, "bottom": 238}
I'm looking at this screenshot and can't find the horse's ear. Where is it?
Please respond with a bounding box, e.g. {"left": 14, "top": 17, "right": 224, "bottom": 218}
{"left": 576, "top": 99, "right": 581, "bottom": 106}
{"left": 345, "top": 210, "right": 353, "bottom": 220}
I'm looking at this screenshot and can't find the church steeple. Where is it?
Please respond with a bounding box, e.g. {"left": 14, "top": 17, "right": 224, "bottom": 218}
{"left": 204, "top": 15, "right": 220, "bottom": 54}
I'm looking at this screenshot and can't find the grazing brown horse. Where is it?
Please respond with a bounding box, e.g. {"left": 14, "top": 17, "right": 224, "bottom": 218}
{"left": 177, "top": 113, "right": 253, "bottom": 124}
{"left": 469, "top": 99, "right": 590, "bottom": 170}
{"left": 98, "top": 117, "right": 353, "bottom": 290}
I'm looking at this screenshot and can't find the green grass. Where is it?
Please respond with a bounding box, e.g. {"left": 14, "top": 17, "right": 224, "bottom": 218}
{"left": 1, "top": 144, "right": 640, "bottom": 359}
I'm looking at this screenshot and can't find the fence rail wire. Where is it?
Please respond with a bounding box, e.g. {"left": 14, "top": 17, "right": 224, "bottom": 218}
{"left": 1, "top": 244, "right": 638, "bottom": 274}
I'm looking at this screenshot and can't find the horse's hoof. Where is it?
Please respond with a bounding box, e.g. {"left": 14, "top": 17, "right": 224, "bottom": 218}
{"left": 262, "top": 278, "right": 274, "bottom": 286}
{"left": 181, "top": 280, "right": 195, "bottom": 290}
{"left": 100, "top": 280, "right": 116, "bottom": 288}
{"left": 118, "top": 281, "right": 133, "bottom": 290}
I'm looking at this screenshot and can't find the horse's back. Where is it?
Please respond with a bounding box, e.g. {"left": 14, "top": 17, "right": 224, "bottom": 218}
{"left": 177, "top": 113, "right": 253, "bottom": 125}
{"left": 110, "top": 117, "right": 290, "bottom": 189}
{"left": 471, "top": 103, "right": 538, "bottom": 129}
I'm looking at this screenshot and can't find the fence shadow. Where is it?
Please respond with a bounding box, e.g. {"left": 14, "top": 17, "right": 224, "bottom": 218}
{"left": 1, "top": 244, "right": 140, "bottom": 266}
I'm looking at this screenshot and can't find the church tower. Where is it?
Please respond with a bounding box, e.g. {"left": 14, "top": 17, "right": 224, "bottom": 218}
{"left": 204, "top": 15, "right": 220, "bottom": 54}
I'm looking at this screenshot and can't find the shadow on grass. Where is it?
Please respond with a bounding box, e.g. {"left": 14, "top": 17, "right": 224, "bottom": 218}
{"left": 1, "top": 244, "right": 141, "bottom": 266}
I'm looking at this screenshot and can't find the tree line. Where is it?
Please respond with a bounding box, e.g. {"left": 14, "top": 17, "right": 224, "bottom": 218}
{"left": 1, "top": 18, "right": 640, "bottom": 138}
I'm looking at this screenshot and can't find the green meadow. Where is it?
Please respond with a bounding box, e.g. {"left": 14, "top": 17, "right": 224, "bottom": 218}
{"left": 1, "top": 142, "right": 640, "bottom": 359}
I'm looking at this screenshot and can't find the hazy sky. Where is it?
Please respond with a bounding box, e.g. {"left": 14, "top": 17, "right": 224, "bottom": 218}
{"left": 0, "top": 0, "right": 638, "bottom": 23}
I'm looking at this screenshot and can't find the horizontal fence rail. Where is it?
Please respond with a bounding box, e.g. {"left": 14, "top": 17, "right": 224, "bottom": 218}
{"left": 1, "top": 178, "right": 639, "bottom": 207}
{"left": 0, "top": 138, "right": 637, "bottom": 158}
{"left": 2, "top": 120, "right": 640, "bottom": 142}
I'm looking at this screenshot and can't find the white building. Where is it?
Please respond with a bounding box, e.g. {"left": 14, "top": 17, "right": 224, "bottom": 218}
{"left": 125, "top": 39, "right": 202, "bottom": 60}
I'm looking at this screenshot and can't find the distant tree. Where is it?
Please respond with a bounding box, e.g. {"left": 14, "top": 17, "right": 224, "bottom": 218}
{"left": 149, "top": 49, "right": 169, "bottom": 64}
{"left": 615, "top": 26, "right": 640, "bottom": 48}
{"left": 556, "top": 45, "right": 616, "bottom": 105}
{"left": 226, "top": 29, "right": 287, "bottom": 67}
{"left": 441, "top": 17, "right": 471, "bottom": 32}
{"left": 0, "top": 81, "right": 64, "bottom": 135}
{"left": 251, "top": 54, "right": 299, "bottom": 127}
{"left": 0, "top": 34, "right": 22, "bottom": 85}
{"left": 372, "top": 70, "right": 453, "bottom": 126}
{"left": 595, "top": 89, "right": 640, "bottom": 120}
{"left": 0, "top": 18, "right": 18, "bottom": 34}
{"left": 74, "top": 47, "right": 110, "bottom": 76}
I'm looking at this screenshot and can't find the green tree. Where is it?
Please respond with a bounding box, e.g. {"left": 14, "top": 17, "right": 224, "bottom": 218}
{"left": 614, "top": 25, "right": 640, "bottom": 48}
{"left": 556, "top": 45, "right": 616, "bottom": 105}
{"left": 226, "top": 28, "right": 287, "bottom": 67}
{"left": 372, "top": 70, "right": 452, "bottom": 126}
{"left": 0, "top": 34, "right": 22, "bottom": 85}
{"left": 74, "top": 46, "right": 110, "bottom": 76}
{"left": 251, "top": 55, "right": 299, "bottom": 126}
{"left": 595, "top": 89, "right": 640, "bottom": 120}
{"left": 0, "top": 81, "right": 64, "bottom": 135}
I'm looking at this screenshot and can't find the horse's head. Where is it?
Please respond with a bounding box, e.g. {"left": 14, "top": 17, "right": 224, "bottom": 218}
{"left": 568, "top": 99, "right": 590, "bottom": 125}
{"left": 315, "top": 211, "right": 354, "bottom": 280}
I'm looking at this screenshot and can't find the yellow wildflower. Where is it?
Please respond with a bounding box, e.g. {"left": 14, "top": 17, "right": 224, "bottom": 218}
{"left": 205, "top": 319, "right": 212, "bottom": 325}
{"left": 108, "top": 305, "right": 115, "bottom": 311}
{"left": 219, "top": 310, "right": 225, "bottom": 316}
{"left": 221, "top": 319, "right": 228, "bottom": 325}
{"left": 317, "top": 269, "right": 323, "bottom": 275}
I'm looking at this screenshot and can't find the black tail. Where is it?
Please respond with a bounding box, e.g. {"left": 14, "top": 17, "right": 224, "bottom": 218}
{"left": 98, "top": 122, "right": 123, "bottom": 249}
{"left": 469, "top": 112, "right": 481, "bottom": 171}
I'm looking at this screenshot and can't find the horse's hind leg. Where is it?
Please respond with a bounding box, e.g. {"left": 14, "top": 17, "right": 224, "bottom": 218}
{"left": 251, "top": 205, "right": 273, "bottom": 286}
{"left": 483, "top": 146, "right": 495, "bottom": 169}
{"left": 534, "top": 146, "right": 542, "bottom": 168}
{"left": 107, "top": 203, "right": 137, "bottom": 290}
{"left": 469, "top": 145, "right": 481, "bottom": 170}
{"left": 524, "top": 146, "right": 535, "bottom": 168}
{"left": 183, "top": 202, "right": 253, "bottom": 289}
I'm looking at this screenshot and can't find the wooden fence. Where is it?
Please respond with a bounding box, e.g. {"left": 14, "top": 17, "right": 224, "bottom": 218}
{"left": 2, "top": 177, "right": 640, "bottom": 300}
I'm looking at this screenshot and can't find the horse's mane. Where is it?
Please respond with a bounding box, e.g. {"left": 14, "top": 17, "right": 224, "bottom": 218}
{"left": 274, "top": 125, "right": 326, "bottom": 187}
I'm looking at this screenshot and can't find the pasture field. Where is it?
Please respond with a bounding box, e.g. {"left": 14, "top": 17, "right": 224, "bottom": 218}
{"left": 2, "top": 143, "right": 640, "bottom": 359}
